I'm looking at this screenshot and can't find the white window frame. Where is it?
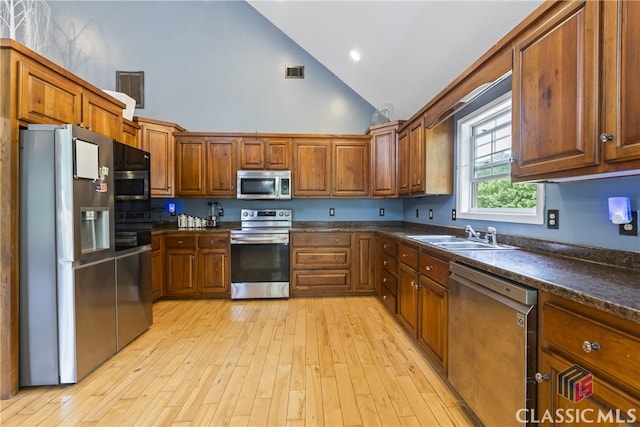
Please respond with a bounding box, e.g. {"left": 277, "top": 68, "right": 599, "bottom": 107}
{"left": 456, "top": 92, "right": 544, "bottom": 224}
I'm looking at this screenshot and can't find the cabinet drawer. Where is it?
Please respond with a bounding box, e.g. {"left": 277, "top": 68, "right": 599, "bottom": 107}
{"left": 398, "top": 244, "right": 418, "bottom": 269}
{"left": 379, "top": 285, "right": 397, "bottom": 313}
{"left": 381, "top": 253, "right": 397, "bottom": 275}
{"left": 292, "top": 248, "right": 350, "bottom": 269}
{"left": 165, "top": 235, "right": 197, "bottom": 249}
{"left": 419, "top": 253, "right": 449, "bottom": 286}
{"left": 292, "top": 270, "right": 350, "bottom": 291}
{"left": 151, "top": 235, "right": 162, "bottom": 251}
{"left": 380, "top": 237, "right": 397, "bottom": 257}
{"left": 543, "top": 302, "right": 640, "bottom": 392}
{"left": 198, "top": 233, "right": 229, "bottom": 248}
{"left": 292, "top": 232, "right": 351, "bottom": 247}
{"left": 380, "top": 270, "right": 397, "bottom": 295}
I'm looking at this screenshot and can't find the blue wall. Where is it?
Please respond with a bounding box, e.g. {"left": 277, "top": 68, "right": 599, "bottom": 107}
{"left": 46, "top": 1, "right": 375, "bottom": 134}
{"left": 154, "top": 198, "right": 403, "bottom": 224}
{"left": 46, "top": 1, "right": 640, "bottom": 253}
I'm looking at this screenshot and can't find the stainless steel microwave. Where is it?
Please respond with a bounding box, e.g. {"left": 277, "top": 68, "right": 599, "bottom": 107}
{"left": 237, "top": 170, "right": 291, "bottom": 200}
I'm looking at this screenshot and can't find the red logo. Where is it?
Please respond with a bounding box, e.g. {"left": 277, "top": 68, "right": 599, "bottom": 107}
{"left": 558, "top": 364, "right": 593, "bottom": 402}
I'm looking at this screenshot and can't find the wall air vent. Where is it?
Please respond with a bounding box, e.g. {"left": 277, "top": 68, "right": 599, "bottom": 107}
{"left": 285, "top": 65, "right": 305, "bottom": 79}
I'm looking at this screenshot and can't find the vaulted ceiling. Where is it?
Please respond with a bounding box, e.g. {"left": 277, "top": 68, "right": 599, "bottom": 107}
{"left": 248, "top": 0, "right": 543, "bottom": 121}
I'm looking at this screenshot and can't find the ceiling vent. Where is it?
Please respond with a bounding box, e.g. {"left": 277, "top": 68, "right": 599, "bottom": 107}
{"left": 285, "top": 65, "right": 305, "bottom": 79}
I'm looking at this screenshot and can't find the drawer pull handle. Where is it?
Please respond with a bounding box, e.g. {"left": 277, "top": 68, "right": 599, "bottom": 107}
{"left": 425, "top": 265, "right": 433, "bottom": 271}
{"left": 382, "top": 295, "right": 387, "bottom": 300}
{"left": 534, "top": 373, "right": 550, "bottom": 383}
{"left": 383, "top": 261, "right": 388, "bottom": 266}
{"left": 383, "top": 278, "right": 387, "bottom": 282}
{"left": 178, "top": 240, "right": 183, "bottom": 244}
{"left": 582, "top": 341, "right": 600, "bottom": 353}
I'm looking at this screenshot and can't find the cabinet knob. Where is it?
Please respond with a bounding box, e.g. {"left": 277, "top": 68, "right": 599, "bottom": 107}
{"left": 178, "top": 240, "right": 183, "bottom": 244}
{"left": 383, "top": 260, "right": 387, "bottom": 266}
{"left": 534, "top": 373, "right": 550, "bottom": 383}
{"left": 582, "top": 341, "right": 601, "bottom": 353}
{"left": 382, "top": 295, "right": 387, "bottom": 300}
{"left": 425, "top": 265, "right": 433, "bottom": 271}
{"left": 600, "top": 133, "right": 614, "bottom": 143}
{"left": 383, "top": 277, "right": 387, "bottom": 282}
{"left": 402, "top": 253, "right": 407, "bottom": 258}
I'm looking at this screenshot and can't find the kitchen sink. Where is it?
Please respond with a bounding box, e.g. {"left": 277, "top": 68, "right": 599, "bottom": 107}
{"left": 407, "top": 235, "right": 458, "bottom": 243}
{"left": 407, "top": 235, "right": 516, "bottom": 250}
{"left": 430, "top": 240, "right": 516, "bottom": 251}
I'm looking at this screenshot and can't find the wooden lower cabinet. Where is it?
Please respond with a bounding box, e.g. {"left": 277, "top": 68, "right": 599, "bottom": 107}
{"left": 290, "top": 231, "right": 376, "bottom": 296}
{"left": 536, "top": 291, "right": 640, "bottom": 425}
{"left": 378, "top": 237, "right": 398, "bottom": 313}
{"left": 418, "top": 275, "right": 448, "bottom": 372}
{"left": 151, "top": 235, "right": 164, "bottom": 301}
{"left": 397, "top": 243, "right": 419, "bottom": 335}
{"left": 163, "top": 232, "right": 230, "bottom": 298}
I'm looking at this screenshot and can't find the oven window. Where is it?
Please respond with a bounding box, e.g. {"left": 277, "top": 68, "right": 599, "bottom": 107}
{"left": 231, "top": 244, "right": 289, "bottom": 283}
{"left": 241, "top": 178, "right": 276, "bottom": 196}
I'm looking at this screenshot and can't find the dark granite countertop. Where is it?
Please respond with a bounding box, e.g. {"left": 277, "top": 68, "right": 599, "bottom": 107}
{"left": 154, "top": 220, "right": 640, "bottom": 324}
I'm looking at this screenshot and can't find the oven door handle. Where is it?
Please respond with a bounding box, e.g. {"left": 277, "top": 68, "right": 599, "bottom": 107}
{"left": 231, "top": 236, "right": 289, "bottom": 245}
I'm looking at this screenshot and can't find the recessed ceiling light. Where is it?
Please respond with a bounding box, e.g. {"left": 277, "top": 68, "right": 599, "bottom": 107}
{"left": 350, "top": 49, "right": 361, "bottom": 62}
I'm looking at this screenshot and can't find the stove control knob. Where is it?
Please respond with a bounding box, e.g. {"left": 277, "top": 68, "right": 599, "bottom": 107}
{"left": 278, "top": 211, "right": 283, "bottom": 216}
{"left": 242, "top": 211, "right": 248, "bottom": 217}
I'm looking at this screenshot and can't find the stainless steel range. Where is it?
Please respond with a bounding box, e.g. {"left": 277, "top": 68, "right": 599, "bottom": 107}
{"left": 230, "top": 209, "right": 291, "bottom": 299}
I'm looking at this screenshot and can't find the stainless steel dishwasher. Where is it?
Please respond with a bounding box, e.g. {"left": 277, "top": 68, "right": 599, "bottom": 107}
{"left": 448, "top": 262, "right": 537, "bottom": 427}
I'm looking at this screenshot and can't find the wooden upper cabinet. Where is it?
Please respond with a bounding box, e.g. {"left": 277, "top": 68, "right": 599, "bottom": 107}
{"left": 17, "top": 60, "right": 81, "bottom": 126}
{"left": 408, "top": 119, "right": 425, "bottom": 194}
{"left": 293, "top": 138, "right": 332, "bottom": 197}
{"left": 512, "top": 0, "right": 600, "bottom": 180}
{"left": 206, "top": 137, "right": 237, "bottom": 197}
{"left": 368, "top": 121, "right": 402, "bottom": 197}
{"left": 175, "top": 137, "right": 206, "bottom": 196}
{"left": 238, "top": 137, "right": 290, "bottom": 170}
{"left": 602, "top": 1, "right": 640, "bottom": 163}
{"left": 81, "top": 90, "right": 123, "bottom": 139}
{"left": 333, "top": 138, "right": 369, "bottom": 197}
{"left": 122, "top": 119, "right": 140, "bottom": 148}
{"left": 397, "top": 129, "right": 410, "bottom": 195}
{"left": 137, "top": 117, "right": 185, "bottom": 198}
{"left": 424, "top": 117, "right": 453, "bottom": 195}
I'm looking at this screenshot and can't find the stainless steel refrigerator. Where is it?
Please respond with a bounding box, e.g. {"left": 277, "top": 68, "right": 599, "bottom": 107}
{"left": 20, "top": 124, "right": 118, "bottom": 386}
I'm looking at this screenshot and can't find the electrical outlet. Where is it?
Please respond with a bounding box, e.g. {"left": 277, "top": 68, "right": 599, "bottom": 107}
{"left": 329, "top": 208, "right": 335, "bottom": 217}
{"left": 379, "top": 208, "right": 385, "bottom": 216}
{"left": 451, "top": 209, "right": 456, "bottom": 221}
{"left": 416, "top": 209, "right": 419, "bottom": 218}
{"left": 429, "top": 209, "right": 433, "bottom": 220}
{"left": 547, "top": 209, "right": 559, "bottom": 229}
{"left": 619, "top": 211, "right": 638, "bottom": 236}
{"left": 218, "top": 208, "right": 224, "bottom": 217}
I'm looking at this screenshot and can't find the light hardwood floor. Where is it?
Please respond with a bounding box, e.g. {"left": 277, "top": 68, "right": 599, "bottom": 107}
{"left": 1, "top": 297, "right": 478, "bottom": 426}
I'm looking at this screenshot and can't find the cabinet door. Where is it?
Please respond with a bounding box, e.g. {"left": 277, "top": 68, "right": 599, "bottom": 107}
{"left": 206, "top": 138, "right": 236, "bottom": 197}
{"left": 198, "top": 249, "right": 229, "bottom": 295}
{"left": 238, "top": 138, "right": 265, "bottom": 169}
{"left": 602, "top": 1, "right": 640, "bottom": 163}
{"left": 165, "top": 250, "right": 197, "bottom": 296}
{"left": 409, "top": 119, "right": 425, "bottom": 194}
{"left": 371, "top": 127, "right": 397, "bottom": 197}
{"left": 293, "top": 139, "right": 331, "bottom": 197}
{"left": 418, "top": 276, "right": 448, "bottom": 372}
{"left": 151, "top": 235, "right": 164, "bottom": 301}
{"left": 333, "top": 139, "right": 369, "bottom": 197}
{"left": 18, "top": 61, "right": 81, "bottom": 125}
{"left": 82, "top": 91, "right": 123, "bottom": 139}
{"left": 353, "top": 233, "right": 376, "bottom": 292}
{"left": 175, "top": 138, "right": 206, "bottom": 196}
{"left": 424, "top": 117, "right": 453, "bottom": 195}
{"left": 397, "top": 261, "right": 418, "bottom": 336}
{"left": 537, "top": 349, "right": 640, "bottom": 426}
{"left": 140, "top": 122, "right": 175, "bottom": 197}
{"left": 512, "top": 0, "right": 600, "bottom": 179}
{"left": 265, "top": 138, "right": 290, "bottom": 170}
{"left": 397, "top": 129, "right": 410, "bottom": 195}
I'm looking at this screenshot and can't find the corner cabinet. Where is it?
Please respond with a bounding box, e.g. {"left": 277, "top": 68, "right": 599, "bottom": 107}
{"left": 397, "top": 116, "right": 453, "bottom": 196}
{"left": 512, "top": 0, "right": 640, "bottom": 182}
{"left": 536, "top": 292, "right": 640, "bottom": 425}
{"left": 135, "top": 117, "right": 185, "bottom": 197}
{"left": 368, "top": 121, "right": 404, "bottom": 197}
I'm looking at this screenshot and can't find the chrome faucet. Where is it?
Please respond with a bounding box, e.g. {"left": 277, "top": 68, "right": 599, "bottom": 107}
{"left": 465, "top": 225, "right": 498, "bottom": 245}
